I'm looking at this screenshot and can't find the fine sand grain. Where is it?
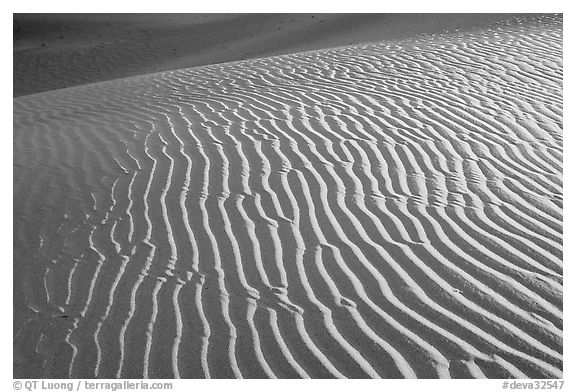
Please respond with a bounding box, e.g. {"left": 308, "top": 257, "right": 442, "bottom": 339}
{"left": 13, "top": 14, "right": 562, "bottom": 378}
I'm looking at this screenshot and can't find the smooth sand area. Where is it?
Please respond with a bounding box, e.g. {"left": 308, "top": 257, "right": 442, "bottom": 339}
{"left": 14, "top": 13, "right": 529, "bottom": 97}
{"left": 14, "top": 14, "right": 562, "bottom": 378}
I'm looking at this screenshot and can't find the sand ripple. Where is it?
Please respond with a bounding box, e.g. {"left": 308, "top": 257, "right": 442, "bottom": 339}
{"left": 13, "top": 15, "right": 562, "bottom": 378}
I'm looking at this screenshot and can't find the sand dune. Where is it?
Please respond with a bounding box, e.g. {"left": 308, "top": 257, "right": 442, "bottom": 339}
{"left": 13, "top": 14, "right": 562, "bottom": 378}
{"left": 14, "top": 13, "right": 529, "bottom": 97}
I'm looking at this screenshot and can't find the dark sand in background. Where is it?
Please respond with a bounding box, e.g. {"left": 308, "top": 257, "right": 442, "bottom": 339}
{"left": 14, "top": 13, "right": 527, "bottom": 97}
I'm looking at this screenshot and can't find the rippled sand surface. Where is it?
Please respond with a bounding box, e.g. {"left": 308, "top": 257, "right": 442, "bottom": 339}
{"left": 13, "top": 15, "right": 562, "bottom": 378}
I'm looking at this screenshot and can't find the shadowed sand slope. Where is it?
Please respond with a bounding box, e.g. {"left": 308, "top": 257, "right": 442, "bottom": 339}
{"left": 13, "top": 14, "right": 562, "bottom": 378}
{"left": 14, "top": 13, "right": 529, "bottom": 97}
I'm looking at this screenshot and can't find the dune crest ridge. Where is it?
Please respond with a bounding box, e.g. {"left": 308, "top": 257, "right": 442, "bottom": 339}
{"left": 14, "top": 14, "right": 562, "bottom": 378}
